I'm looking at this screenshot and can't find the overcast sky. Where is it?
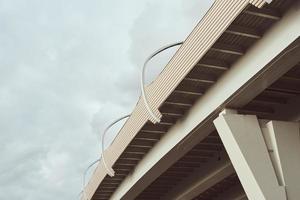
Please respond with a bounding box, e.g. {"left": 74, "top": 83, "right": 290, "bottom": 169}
{"left": 0, "top": 0, "right": 213, "bottom": 199}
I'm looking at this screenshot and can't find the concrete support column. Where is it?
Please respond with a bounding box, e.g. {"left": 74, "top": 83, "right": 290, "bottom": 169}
{"left": 213, "top": 110, "right": 287, "bottom": 200}
{"left": 261, "top": 120, "right": 300, "bottom": 200}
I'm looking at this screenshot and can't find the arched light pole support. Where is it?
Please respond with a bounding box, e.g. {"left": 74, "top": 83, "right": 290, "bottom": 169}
{"left": 81, "top": 158, "right": 101, "bottom": 200}
{"left": 101, "top": 114, "right": 130, "bottom": 177}
{"left": 141, "top": 41, "right": 183, "bottom": 124}
{"left": 79, "top": 115, "right": 130, "bottom": 199}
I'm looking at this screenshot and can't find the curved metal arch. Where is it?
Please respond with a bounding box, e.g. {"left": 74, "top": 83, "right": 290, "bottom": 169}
{"left": 141, "top": 41, "right": 183, "bottom": 123}
{"left": 79, "top": 115, "right": 130, "bottom": 199}
{"left": 101, "top": 114, "right": 130, "bottom": 177}
{"left": 80, "top": 158, "right": 101, "bottom": 200}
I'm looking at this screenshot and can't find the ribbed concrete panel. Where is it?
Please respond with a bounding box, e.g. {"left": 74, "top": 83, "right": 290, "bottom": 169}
{"left": 146, "top": 0, "right": 266, "bottom": 112}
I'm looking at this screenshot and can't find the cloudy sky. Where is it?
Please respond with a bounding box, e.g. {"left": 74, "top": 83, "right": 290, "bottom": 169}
{"left": 0, "top": 0, "right": 212, "bottom": 199}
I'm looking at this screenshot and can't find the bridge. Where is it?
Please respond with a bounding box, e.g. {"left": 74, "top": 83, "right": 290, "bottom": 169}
{"left": 82, "top": 0, "right": 300, "bottom": 199}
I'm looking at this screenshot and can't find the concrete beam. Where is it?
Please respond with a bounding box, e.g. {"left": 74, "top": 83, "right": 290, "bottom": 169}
{"left": 211, "top": 43, "right": 244, "bottom": 55}
{"left": 244, "top": 7, "right": 281, "bottom": 20}
{"left": 162, "top": 153, "right": 234, "bottom": 200}
{"left": 196, "top": 58, "right": 229, "bottom": 71}
{"left": 226, "top": 25, "right": 261, "bottom": 39}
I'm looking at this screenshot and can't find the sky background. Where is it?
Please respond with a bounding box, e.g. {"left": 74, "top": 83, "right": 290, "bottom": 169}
{"left": 0, "top": 0, "right": 213, "bottom": 199}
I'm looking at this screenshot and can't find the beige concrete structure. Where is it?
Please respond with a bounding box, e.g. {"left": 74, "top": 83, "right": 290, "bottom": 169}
{"left": 82, "top": 0, "right": 300, "bottom": 199}
{"left": 214, "top": 111, "right": 300, "bottom": 200}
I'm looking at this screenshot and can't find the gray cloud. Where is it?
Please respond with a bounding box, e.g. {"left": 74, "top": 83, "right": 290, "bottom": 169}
{"left": 0, "top": 0, "right": 212, "bottom": 199}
